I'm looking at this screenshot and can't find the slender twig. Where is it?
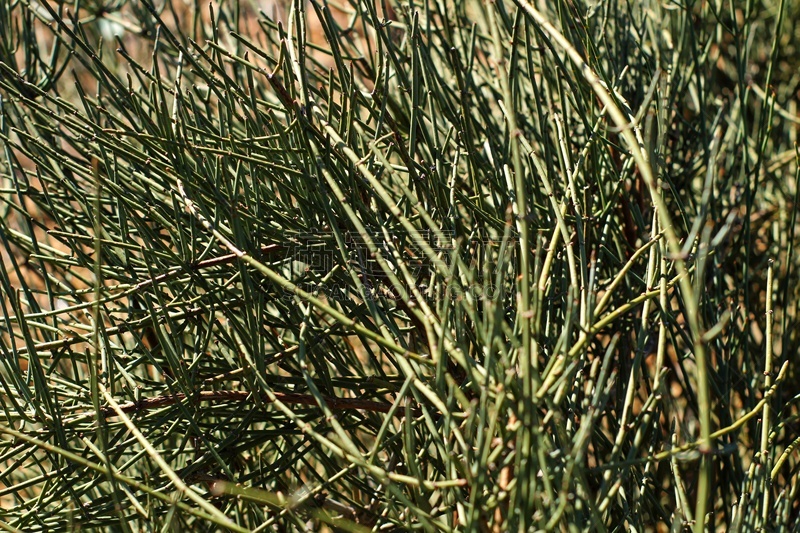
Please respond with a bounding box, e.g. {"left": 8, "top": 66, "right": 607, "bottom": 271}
{"left": 99, "top": 390, "right": 402, "bottom": 417}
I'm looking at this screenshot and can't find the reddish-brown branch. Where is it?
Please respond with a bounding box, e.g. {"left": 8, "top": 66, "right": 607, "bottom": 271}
{"left": 102, "top": 390, "right": 401, "bottom": 417}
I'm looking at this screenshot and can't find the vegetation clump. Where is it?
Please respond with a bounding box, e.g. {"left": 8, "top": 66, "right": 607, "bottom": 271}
{"left": 0, "top": 0, "right": 799, "bottom": 530}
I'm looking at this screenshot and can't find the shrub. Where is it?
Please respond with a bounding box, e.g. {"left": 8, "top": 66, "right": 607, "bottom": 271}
{"left": 0, "top": 0, "right": 798, "bottom": 530}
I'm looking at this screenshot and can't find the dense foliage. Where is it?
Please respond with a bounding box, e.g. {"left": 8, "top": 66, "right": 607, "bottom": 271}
{"left": 0, "top": 0, "right": 799, "bottom": 530}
